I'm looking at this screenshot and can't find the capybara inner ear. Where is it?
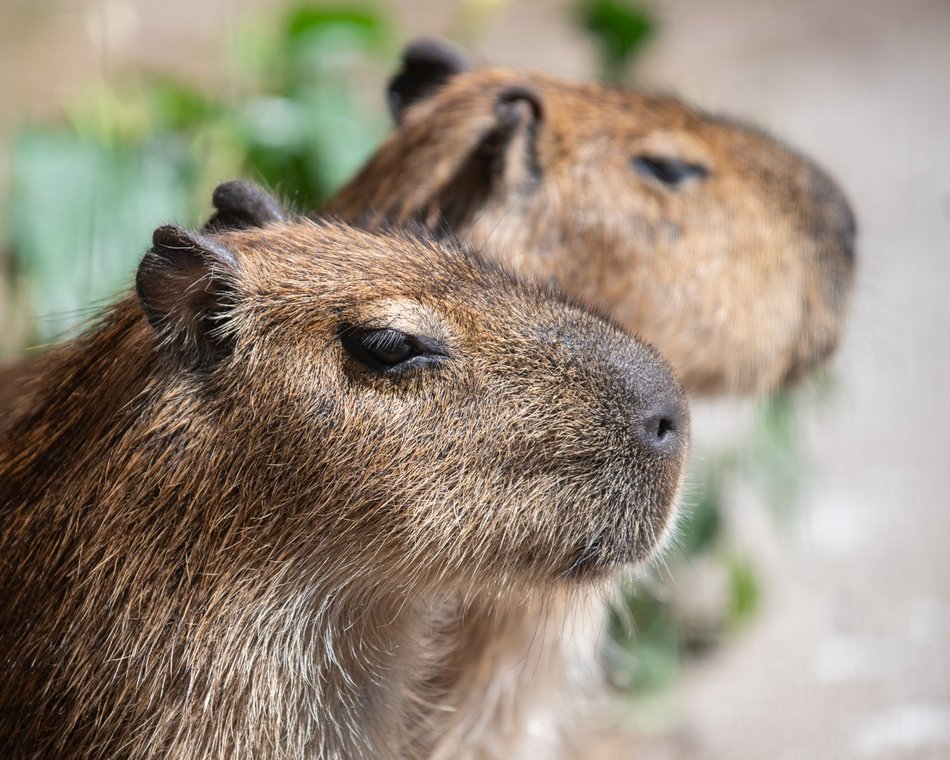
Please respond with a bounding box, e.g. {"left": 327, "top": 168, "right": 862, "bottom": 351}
{"left": 429, "top": 85, "right": 544, "bottom": 230}
{"left": 490, "top": 85, "right": 543, "bottom": 188}
{"left": 387, "top": 38, "right": 472, "bottom": 123}
{"left": 136, "top": 225, "right": 239, "bottom": 367}
{"left": 204, "top": 180, "right": 289, "bottom": 232}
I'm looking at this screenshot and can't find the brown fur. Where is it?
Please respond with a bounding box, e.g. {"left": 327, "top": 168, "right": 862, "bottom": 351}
{"left": 328, "top": 64, "right": 855, "bottom": 396}
{"left": 0, "top": 219, "right": 688, "bottom": 758}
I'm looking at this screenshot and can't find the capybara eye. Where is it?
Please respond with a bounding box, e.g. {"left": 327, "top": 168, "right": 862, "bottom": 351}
{"left": 340, "top": 326, "right": 448, "bottom": 374}
{"left": 631, "top": 155, "right": 709, "bottom": 188}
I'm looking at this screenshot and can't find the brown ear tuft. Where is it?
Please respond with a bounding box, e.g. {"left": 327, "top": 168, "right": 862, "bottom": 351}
{"left": 387, "top": 38, "right": 472, "bottom": 123}
{"left": 136, "top": 225, "right": 239, "bottom": 368}
{"left": 484, "top": 85, "right": 544, "bottom": 192}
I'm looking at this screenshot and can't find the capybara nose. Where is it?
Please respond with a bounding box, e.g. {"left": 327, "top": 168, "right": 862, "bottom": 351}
{"left": 619, "top": 350, "right": 689, "bottom": 459}
{"left": 824, "top": 189, "right": 857, "bottom": 267}
{"left": 637, "top": 390, "right": 687, "bottom": 457}
{"left": 806, "top": 164, "right": 858, "bottom": 265}
{"left": 836, "top": 198, "right": 857, "bottom": 260}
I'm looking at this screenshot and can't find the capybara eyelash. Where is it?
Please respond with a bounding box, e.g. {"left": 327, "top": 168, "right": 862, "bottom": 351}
{"left": 339, "top": 325, "right": 448, "bottom": 374}
{"left": 631, "top": 154, "right": 710, "bottom": 187}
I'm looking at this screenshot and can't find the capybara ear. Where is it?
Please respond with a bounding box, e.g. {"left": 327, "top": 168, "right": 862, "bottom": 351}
{"left": 489, "top": 85, "right": 544, "bottom": 191}
{"left": 203, "top": 180, "right": 288, "bottom": 232}
{"left": 387, "top": 38, "right": 472, "bottom": 123}
{"left": 136, "top": 225, "right": 239, "bottom": 367}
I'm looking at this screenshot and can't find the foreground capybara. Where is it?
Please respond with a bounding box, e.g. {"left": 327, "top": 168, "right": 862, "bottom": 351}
{"left": 328, "top": 39, "right": 856, "bottom": 396}
{"left": 0, "top": 189, "right": 688, "bottom": 758}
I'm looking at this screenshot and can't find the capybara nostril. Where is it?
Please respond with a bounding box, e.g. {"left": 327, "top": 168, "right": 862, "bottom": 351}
{"left": 617, "top": 348, "right": 689, "bottom": 459}
{"left": 638, "top": 393, "right": 687, "bottom": 456}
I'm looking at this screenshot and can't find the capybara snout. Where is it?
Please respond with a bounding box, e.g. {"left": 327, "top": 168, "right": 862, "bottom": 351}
{"left": 804, "top": 161, "right": 857, "bottom": 259}
{"left": 501, "top": 303, "right": 690, "bottom": 577}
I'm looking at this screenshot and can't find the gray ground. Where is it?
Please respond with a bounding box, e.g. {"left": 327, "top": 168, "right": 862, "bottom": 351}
{"left": 1, "top": 1, "right": 947, "bottom": 758}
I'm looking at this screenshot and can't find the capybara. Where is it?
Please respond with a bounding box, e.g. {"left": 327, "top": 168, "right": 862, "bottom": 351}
{"left": 0, "top": 188, "right": 688, "bottom": 758}
{"left": 328, "top": 38, "right": 856, "bottom": 396}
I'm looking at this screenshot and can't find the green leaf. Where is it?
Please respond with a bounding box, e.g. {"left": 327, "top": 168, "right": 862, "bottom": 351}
{"left": 9, "top": 129, "right": 193, "bottom": 341}
{"left": 739, "top": 391, "right": 804, "bottom": 516}
{"left": 608, "top": 586, "right": 682, "bottom": 693}
{"left": 281, "top": 4, "right": 393, "bottom": 88}
{"left": 578, "top": 0, "right": 656, "bottom": 83}
{"left": 285, "top": 5, "right": 388, "bottom": 45}
{"left": 677, "top": 461, "right": 725, "bottom": 556}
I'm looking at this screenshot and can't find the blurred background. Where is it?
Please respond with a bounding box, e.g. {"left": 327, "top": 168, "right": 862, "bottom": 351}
{"left": 1, "top": 0, "right": 948, "bottom": 758}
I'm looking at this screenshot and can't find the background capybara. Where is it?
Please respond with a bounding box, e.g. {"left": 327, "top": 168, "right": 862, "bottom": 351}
{"left": 324, "top": 40, "right": 857, "bottom": 757}
{"left": 328, "top": 39, "right": 855, "bottom": 396}
{"left": 0, "top": 194, "right": 688, "bottom": 758}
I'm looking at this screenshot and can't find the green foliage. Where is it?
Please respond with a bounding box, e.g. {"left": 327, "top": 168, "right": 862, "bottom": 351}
{"left": 727, "top": 553, "right": 761, "bottom": 626}
{"left": 6, "top": 3, "right": 393, "bottom": 343}
{"left": 608, "top": 589, "right": 682, "bottom": 692}
{"left": 9, "top": 129, "right": 194, "bottom": 340}
{"left": 241, "top": 4, "right": 394, "bottom": 206}
{"left": 578, "top": 0, "right": 656, "bottom": 83}
{"left": 739, "top": 389, "right": 806, "bottom": 516}
{"left": 677, "top": 463, "right": 725, "bottom": 556}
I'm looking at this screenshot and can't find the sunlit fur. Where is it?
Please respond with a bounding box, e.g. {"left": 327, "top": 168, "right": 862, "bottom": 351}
{"left": 328, "top": 67, "right": 855, "bottom": 397}
{"left": 0, "top": 221, "right": 687, "bottom": 758}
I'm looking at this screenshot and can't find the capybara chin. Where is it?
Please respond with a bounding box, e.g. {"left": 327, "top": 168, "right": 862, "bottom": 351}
{"left": 0, "top": 214, "right": 688, "bottom": 758}
{"left": 328, "top": 38, "right": 857, "bottom": 396}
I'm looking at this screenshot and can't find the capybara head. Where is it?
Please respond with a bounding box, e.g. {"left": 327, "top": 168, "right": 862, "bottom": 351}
{"left": 140, "top": 221, "right": 687, "bottom": 585}
{"left": 328, "top": 39, "right": 856, "bottom": 395}
{"left": 6, "top": 186, "right": 689, "bottom": 598}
